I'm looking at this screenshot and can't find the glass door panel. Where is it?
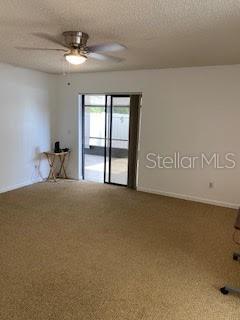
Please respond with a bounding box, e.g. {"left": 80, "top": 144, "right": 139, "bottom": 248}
{"left": 104, "top": 95, "right": 111, "bottom": 183}
{"left": 109, "top": 96, "right": 130, "bottom": 185}
{"left": 83, "top": 95, "right": 105, "bottom": 183}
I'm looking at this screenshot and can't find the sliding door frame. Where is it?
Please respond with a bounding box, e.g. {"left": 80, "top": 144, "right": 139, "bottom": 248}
{"left": 81, "top": 95, "right": 85, "bottom": 180}
{"left": 81, "top": 93, "right": 141, "bottom": 188}
{"left": 104, "top": 94, "right": 130, "bottom": 187}
{"left": 103, "top": 95, "right": 108, "bottom": 183}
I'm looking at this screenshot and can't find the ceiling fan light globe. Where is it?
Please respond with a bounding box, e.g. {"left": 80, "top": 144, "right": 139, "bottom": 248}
{"left": 65, "top": 52, "right": 87, "bottom": 65}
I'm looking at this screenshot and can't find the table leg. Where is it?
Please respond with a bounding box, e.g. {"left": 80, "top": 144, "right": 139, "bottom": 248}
{"left": 46, "top": 154, "right": 57, "bottom": 182}
{"left": 58, "top": 154, "right": 68, "bottom": 179}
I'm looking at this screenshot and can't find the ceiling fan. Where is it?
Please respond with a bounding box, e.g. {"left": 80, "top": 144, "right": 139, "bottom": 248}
{"left": 16, "top": 31, "right": 126, "bottom": 65}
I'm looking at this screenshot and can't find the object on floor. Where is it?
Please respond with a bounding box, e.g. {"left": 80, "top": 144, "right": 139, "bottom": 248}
{"left": 220, "top": 208, "right": 240, "bottom": 295}
{"left": 44, "top": 151, "right": 70, "bottom": 182}
{"left": 234, "top": 211, "right": 240, "bottom": 230}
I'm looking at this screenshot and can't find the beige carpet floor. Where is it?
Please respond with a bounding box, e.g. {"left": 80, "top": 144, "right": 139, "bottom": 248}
{"left": 0, "top": 180, "right": 240, "bottom": 319}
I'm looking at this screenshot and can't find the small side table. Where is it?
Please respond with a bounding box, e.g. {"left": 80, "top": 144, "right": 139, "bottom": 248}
{"left": 44, "top": 151, "right": 70, "bottom": 182}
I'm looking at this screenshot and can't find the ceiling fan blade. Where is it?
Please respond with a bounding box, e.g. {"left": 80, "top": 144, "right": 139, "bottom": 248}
{"left": 88, "top": 52, "right": 124, "bottom": 62}
{"left": 32, "top": 32, "right": 68, "bottom": 48}
{"left": 16, "top": 47, "right": 67, "bottom": 52}
{"left": 88, "top": 42, "right": 126, "bottom": 53}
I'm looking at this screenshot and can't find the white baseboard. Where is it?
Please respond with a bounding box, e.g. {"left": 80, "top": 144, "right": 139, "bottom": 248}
{"left": 137, "top": 186, "right": 239, "bottom": 209}
{"left": 1, "top": 180, "right": 238, "bottom": 209}
{"left": 0, "top": 178, "right": 42, "bottom": 194}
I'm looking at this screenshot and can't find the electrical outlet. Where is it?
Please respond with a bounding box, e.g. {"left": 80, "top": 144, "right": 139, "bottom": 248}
{"left": 209, "top": 182, "right": 214, "bottom": 188}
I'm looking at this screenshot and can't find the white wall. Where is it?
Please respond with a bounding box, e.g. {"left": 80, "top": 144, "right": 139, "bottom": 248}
{"left": 55, "top": 66, "right": 240, "bottom": 208}
{"left": 0, "top": 63, "right": 56, "bottom": 192}
{"left": 1, "top": 63, "right": 239, "bottom": 207}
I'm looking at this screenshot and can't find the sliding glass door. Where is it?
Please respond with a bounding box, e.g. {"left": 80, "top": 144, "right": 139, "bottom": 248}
{"left": 104, "top": 96, "right": 130, "bottom": 185}
{"left": 82, "top": 94, "right": 140, "bottom": 188}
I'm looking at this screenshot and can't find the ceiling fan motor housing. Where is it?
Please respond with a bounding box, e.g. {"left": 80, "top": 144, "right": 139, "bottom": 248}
{"left": 63, "top": 31, "right": 89, "bottom": 49}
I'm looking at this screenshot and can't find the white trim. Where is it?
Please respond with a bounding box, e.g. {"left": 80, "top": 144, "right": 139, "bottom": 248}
{"left": 77, "top": 94, "right": 82, "bottom": 181}
{"left": 137, "top": 186, "right": 239, "bottom": 209}
{"left": 0, "top": 179, "right": 41, "bottom": 194}
{"left": 1, "top": 179, "right": 238, "bottom": 209}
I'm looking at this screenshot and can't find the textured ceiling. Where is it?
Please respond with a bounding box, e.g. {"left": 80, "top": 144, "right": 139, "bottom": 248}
{"left": 1, "top": 0, "right": 240, "bottom": 74}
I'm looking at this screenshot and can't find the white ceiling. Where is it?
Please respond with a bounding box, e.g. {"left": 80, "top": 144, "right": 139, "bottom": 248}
{"left": 1, "top": 0, "right": 240, "bottom": 74}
